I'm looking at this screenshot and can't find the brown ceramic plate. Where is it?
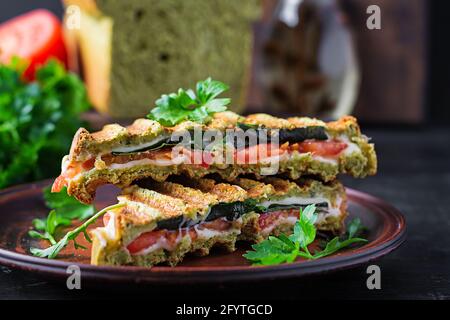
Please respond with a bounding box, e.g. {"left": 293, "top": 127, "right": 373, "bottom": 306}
{"left": 0, "top": 180, "right": 406, "bottom": 285}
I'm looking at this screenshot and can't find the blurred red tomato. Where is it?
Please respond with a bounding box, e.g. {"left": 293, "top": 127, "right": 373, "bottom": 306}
{"left": 0, "top": 9, "right": 68, "bottom": 80}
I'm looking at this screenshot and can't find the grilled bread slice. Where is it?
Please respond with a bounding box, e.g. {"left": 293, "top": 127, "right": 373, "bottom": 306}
{"left": 91, "top": 177, "right": 347, "bottom": 267}
{"left": 54, "top": 112, "right": 376, "bottom": 203}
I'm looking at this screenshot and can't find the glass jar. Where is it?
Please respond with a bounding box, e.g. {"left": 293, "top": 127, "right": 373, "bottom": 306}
{"left": 255, "top": 0, "right": 359, "bottom": 119}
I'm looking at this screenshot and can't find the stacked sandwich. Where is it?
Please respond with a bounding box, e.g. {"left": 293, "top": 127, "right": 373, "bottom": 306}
{"left": 53, "top": 112, "right": 376, "bottom": 266}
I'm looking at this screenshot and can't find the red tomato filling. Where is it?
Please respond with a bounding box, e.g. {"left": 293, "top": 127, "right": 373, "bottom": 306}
{"left": 126, "top": 209, "right": 304, "bottom": 255}
{"left": 295, "top": 140, "right": 347, "bottom": 157}
{"left": 126, "top": 219, "right": 233, "bottom": 254}
{"left": 258, "top": 209, "right": 299, "bottom": 230}
{"left": 51, "top": 140, "right": 347, "bottom": 193}
{"left": 0, "top": 9, "right": 68, "bottom": 80}
{"left": 51, "top": 164, "right": 81, "bottom": 192}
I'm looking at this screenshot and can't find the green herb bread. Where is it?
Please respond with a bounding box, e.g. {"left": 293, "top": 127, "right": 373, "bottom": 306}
{"left": 53, "top": 113, "right": 377, "bottom": 204}
{"left": 64, "top": 0, "right": 260, "bottom": 118}
{"left": 90, "top": 177, "right": 347, "bottom": 267}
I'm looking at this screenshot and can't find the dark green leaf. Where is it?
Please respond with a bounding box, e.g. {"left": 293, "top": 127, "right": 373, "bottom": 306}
{"left": 0, "top": 58, "right": 90, "bottom": 188}
{"left": 43, "top": 186, "right": 95, "bottom": 221}
{"left": 28, "top": 186, "right": 95, "bottom": 244}
{"left": 347, "top": 217, "right": 364, "bottom": 239}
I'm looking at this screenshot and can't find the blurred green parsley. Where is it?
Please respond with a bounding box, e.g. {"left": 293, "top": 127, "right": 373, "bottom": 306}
{"left": 0, "top": 58, "right": 90, "bottom": 188}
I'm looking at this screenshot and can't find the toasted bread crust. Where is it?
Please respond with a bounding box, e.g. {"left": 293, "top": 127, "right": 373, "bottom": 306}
{"left": 67, "top": 113, "right": 365, "bottom": 162}
{"left": 65, "top": 143, "right": 375, "bottom": 204}
{"left": 58, "top": 114, "right": 376, "bottom": 203}
{"left": 91, "top": 177, "right": 347, "bottom": 267}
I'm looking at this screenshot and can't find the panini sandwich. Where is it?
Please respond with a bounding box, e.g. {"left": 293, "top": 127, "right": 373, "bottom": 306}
{"left": 91, "top": 177, "right": 347, "bottom": 267}
{"left": 53, "top": 112, "right": 376, "bottom": 204}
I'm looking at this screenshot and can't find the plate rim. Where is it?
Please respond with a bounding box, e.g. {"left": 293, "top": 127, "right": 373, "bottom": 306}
{"left": 0, "top": 180, "right": 407, "bottom": 284}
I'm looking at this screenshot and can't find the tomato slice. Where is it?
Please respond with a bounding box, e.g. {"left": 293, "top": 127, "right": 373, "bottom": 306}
{"left": 51, "top": 175, "right": 67, "bottom": 193}
{"left": 127, "top": 229, "right": 198, "bottom": 254}
{"left": 298, "top": 140, "right": 347, "bottom": 157}
{"left": 258, "top": 212, "right": 283, "bottom": 230}
{"left": 182, "top": 149, "right": 211, "bottom": 168}
{"left": 127, "top": 230, "right": 166, "bottom": 254}
{"left": 258, "top": 209, "right": 299, "bottom": 230}
{"left": 198, "top": 219, "right": 232, "bottom": 231}
{"left": 51, "top": 164, "right": 82, "bottom": 192}
{"left": 127, "top": 219, "right": 232, "bottom": 254}
{"left": 82, "top": 158, "right": 96, "bottom": 170}
{"left": 0, "top": 9, "right": 68, "bottom": 80}
{"left": 235, "top": 143, "right": 285, "bottom": 164}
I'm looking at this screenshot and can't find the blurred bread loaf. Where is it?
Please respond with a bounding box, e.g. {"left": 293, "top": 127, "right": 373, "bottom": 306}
{"left": 64, "top": 0, "right": 260, "bottom": 118}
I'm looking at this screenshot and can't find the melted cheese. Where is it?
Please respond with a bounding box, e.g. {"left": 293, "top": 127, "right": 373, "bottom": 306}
{"left": 261, "top": 216, "right": 298, "bottom": 236}
{"left": 108, "top": 154, "right": 186, "bottom": 169}
{"left": 91, "top": 211, "right": 118, "bottom": 249}
{"left": 259, "top": 196, "right": 330, "bottom": 208}
{"left": 260, "top": 195, "right": 344, "bottom": 235}
{"left": 132, "top": 220, "right": 241, "bottom": 256}
{"left": 340, "top": 135, "right": 361, "bottom": 156}
{"left": 134, "top": 236, "right": 176, "bottom": 256}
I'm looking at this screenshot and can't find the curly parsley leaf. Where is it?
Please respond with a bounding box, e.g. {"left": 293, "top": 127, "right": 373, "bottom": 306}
{"left": 312, "top": 236, "right": 368, "bottom": 259}
{"left": 28, "top": 186, "right": 95, "bottom": 242}
{"left": 243, "top": 235, "right": 298, "bottom": 265}
{"left": 312, "top": 217, "right": 367, "bottom": 259}
{"left": 243, "top": 205, "right": 368, "bottom": 265}
{"left": 31, "top": 203, "right": 125, "bottom": 259}
{"left": 43, "top": 186, "right": 95, "bottom": 220}
{"left": 0, "top": 59, "right": 90, "bottom": 188}
{"left": 289, "top": 204, "right": 317, "bottom": 250}
{"left": 147, "top": 78, "right": 230, "bottom": 126}
{"left": 346, "top": 217, "right": 365, "bottom": 239}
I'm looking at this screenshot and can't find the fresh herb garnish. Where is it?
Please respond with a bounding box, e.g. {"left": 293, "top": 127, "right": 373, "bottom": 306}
{"left": 243, "top": 205, "right": 368, "bottom": 265}
{"left": 147, "top": 78, "right": 230, "bottom": 126}
{"left": 0, "top": 58, "right": 90, "bottom": 188}
{"left": 28, "top": 186, "right": 95, "bottom": 243}
{"left": 30, "top": 203, "right": 125, "bottom": 259}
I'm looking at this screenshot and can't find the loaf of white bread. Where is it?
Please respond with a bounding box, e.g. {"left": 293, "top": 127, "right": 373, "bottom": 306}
{"left": 63, "top": 0, "right": 261, "bottom": 118}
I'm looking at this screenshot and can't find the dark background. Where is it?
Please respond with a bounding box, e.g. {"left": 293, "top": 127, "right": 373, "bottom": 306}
{"left": 0, "top": 0, "right": 63, "bottom": 22}
{"left": 429, "top": 0, "right": 450, "bottom": 123}
{"left": 1, "top": 0, "right": 450, "bottom": 125}
{"left": 1, "top": 0, "right": 450, "bottom": 300}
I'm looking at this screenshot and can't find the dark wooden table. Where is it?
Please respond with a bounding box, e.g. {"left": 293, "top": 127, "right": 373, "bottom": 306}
{"left": 1, "top": 127, "right": 449, "bottom": 300}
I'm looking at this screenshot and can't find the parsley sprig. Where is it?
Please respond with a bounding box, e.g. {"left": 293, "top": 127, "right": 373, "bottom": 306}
{"left": 147, "top": 78, "right": 230, "bottom": 126}
{"left": 28, "top": 186, "right": 95, "bottom": 244}
{"left": 243, "top": 205, "right": 368, "bottom": 265}
{"left": 30, "top": 203, "right": 125, "bottom": 259}
{"left": 0, "top": 59, "right": 90, "bottom": 188}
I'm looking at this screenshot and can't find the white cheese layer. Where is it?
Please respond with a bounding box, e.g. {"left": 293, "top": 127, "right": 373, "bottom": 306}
{"left": 260, "top": 196, "right": 329, "bottom": 208}
{"left": 339, "top": 134, "right": 361, "bottom": 156}
{"left": 91, "top": 211, "right": 118, "bottom": 249}
{"left": 89, "top": 135, "right": 362, "bottom": 173}
{"left": 259, "top": 195, "right": 344, "bottom": 235}
{"left": 108, "top": 154, "right": 187, "bottom": 169}
{"left": 194, "top": 226, "right": 241, "bottom": 239}
{"left": 132, "top": 225, "right": 240, "bottom": 256}
{"left": 261, "top": 216, "right": 298, "bottom": 236}
{"left": 135, "top": 236, "right": 175, "bottom": 256}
